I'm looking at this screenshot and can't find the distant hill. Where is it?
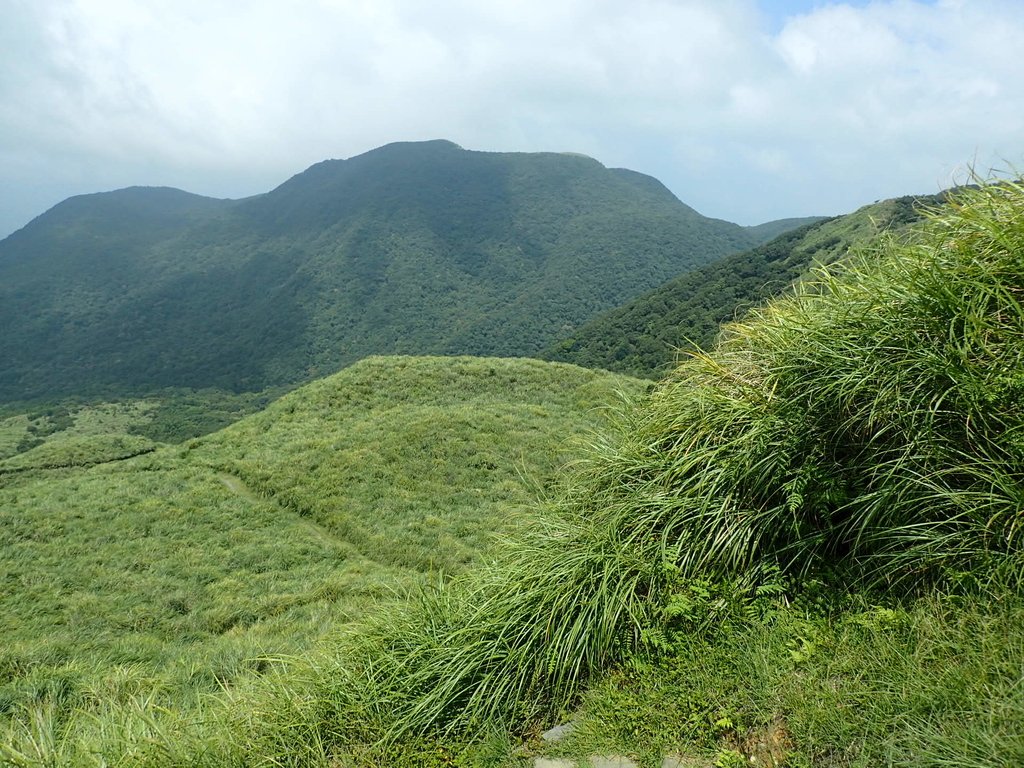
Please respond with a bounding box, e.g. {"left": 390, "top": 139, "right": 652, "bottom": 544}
{"left": 542, "top": 192, "right": 948, "bottom": 377}
{"left": 0, "top": 140, "right": 785, "bottom": 403}
{"left": 743, "top": 215, "right": 825, "bottom": 243}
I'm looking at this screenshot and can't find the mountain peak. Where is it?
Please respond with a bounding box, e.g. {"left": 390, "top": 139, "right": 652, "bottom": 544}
{"left": 0, "top": 141, "right": 760, "bottom": 402}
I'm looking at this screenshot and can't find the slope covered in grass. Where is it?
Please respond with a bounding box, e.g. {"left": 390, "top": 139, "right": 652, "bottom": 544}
{"left": 304, "top": 181, "right": 1024, "bottom": 766}
{"left": 6, "top": 181, "right": 1023, "bottom": 766}
{"left": 0, "top": 356, "right": 644, "bottom": 763}
{"left": 189, "top": 355, "right": 644, "bottom": 572}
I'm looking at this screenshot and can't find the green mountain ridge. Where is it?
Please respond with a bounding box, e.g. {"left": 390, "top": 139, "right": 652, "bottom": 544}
{"left": 3, "top": 180, "right": 1023, "bottom": 767}
{"left": 310, "top": 180, "right": 1024, "bottom": 768}
{"left": 543, "top": 192, "right": 948, "bottom": 377}
{"left": 741, "top": 215, "right": 826, "bottom": 243}
{"left": 0, "top": 140, "right": 786, "bottom": 404}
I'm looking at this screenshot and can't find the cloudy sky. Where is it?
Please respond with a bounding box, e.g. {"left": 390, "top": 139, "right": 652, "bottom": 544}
{"left": 2, "top": 0, "right": 1022, "bottom": 238}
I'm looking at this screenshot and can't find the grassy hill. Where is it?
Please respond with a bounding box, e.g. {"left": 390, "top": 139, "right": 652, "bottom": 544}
{"left": 264, "top": 180, "right": 1022, "bottom": 767}
{"left": 543, "top": 193, "right": 947, "bottom": 378}
{"left": 3, "top": 181, "right": 1024, "bottom": 768}
{"left": 0, "top": 356, "right": 645, "bottom": 764}
{"left": 0, "top": 140, "right": 773, "bottom": 405}
{"left": 6, "top": 153, "right": 1022, "bottom": 768}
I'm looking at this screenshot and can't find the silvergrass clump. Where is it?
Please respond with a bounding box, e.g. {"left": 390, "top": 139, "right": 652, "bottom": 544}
{"left": 335, "top": 179, "right": 1024, "bottom": 747}
{"left": 598, "top": 178, "right": 1024, "bottom": 584}
{"left": 329, "top": 503, "right": 667, "bottom": 743}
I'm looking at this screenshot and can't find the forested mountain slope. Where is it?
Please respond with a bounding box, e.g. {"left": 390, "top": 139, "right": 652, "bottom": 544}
{"left": 542, "top": 192, "right": 947, "bottom": 377}
{"left": 0, "top": 140, "right": 772, "bottom": 403}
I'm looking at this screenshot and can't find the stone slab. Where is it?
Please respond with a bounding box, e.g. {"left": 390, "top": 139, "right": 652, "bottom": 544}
{"left": 589, "top": 757, "right": 639, "bottom": 768}
{"left": 661, "top": 755, "right": 708, "bottom": 768}
{"left": 534, "top": 758, "right": 576, "bottom": 768}
{"left": 541, "top": 722, "right": 576, "bottom": 743}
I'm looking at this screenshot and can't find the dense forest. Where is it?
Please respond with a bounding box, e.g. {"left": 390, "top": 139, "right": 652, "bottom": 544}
{"left": 543, "top": 193, "right": 947, "bottom": 377}
{"left": 0, "top": 140, "right": 789, "bottom": 404}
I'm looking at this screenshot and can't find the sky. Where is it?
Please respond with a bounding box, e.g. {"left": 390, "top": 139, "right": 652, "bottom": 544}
{"left": 2, "top": 0, "right": 1023, "bottom": 238}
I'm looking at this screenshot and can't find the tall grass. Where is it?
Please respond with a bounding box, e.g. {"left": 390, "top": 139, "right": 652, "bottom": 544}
{"left": 332, "top": 180, "right": 1024, "bottom": 750}
{"left": 575, "top": 178, "right": 1024, "bottom": 586}
{"left": 5, "top": 183, "right": 1022, "bottom": 765}
{"left": 330, "top": 503, "right": 667, "bottom": 742}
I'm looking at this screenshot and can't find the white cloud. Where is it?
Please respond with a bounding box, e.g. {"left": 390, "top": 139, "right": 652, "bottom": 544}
{"left": 1, "top": 0, "right": 1023, "bottom": 236}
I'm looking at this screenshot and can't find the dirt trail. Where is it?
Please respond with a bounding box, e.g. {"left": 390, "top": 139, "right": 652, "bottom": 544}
{"left": 217, "top": 472, "right": 258, "bottom": 500}
{"left": 215, "top": 472, "right": 336, "bottom": 545}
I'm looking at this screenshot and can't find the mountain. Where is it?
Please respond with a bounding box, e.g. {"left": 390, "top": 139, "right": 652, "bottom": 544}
{"left": 542, "top": 192, "right": 948, "bottom": 377}
{"left": 0, "top": 140, "right": 778, "bottom": 403}
{"left": 5, "top": 183, "right": 1022, "bottom": 767}
{"left": 743, "top": 215, "right": 825, "bottom": 242}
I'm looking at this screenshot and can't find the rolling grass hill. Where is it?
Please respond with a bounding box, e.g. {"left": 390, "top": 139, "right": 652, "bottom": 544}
{"left": 0, "top": 140, "right": 773, "bottom": 405}
{"left": 543, "top": 192, "right": 947, "bottom": 378}
{"left": 0, "top": 356, "right": 645, "bottom": 764}
{"left": 4, "top": 159, "right": 1020, "bottom": 767}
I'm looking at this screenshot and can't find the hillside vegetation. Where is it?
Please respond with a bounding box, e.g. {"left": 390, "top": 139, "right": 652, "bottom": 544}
{"left": 0, "top": 356, "right": 645, "bottom": 765}
{"left": 289, "top": 180, "right": 1023, "bottom": 766}
{"left": 0, "top": 140, "right": 771, "bottom": 404}
{"left": 3, "top": 179, "right": 1022, "bottom": 767}
{"left": 0, "top": 389, "right": 281, "bottom": 456}
{"left": 544, "top": 193, "right": 946, "bottom": 377}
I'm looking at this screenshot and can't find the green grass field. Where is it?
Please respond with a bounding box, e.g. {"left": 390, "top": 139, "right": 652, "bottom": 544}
{"left": 0, "top": 356, "right": 644, "bottom": 765}
{"left": 282, "top": 181, "right": 1024, "bottom": 767}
